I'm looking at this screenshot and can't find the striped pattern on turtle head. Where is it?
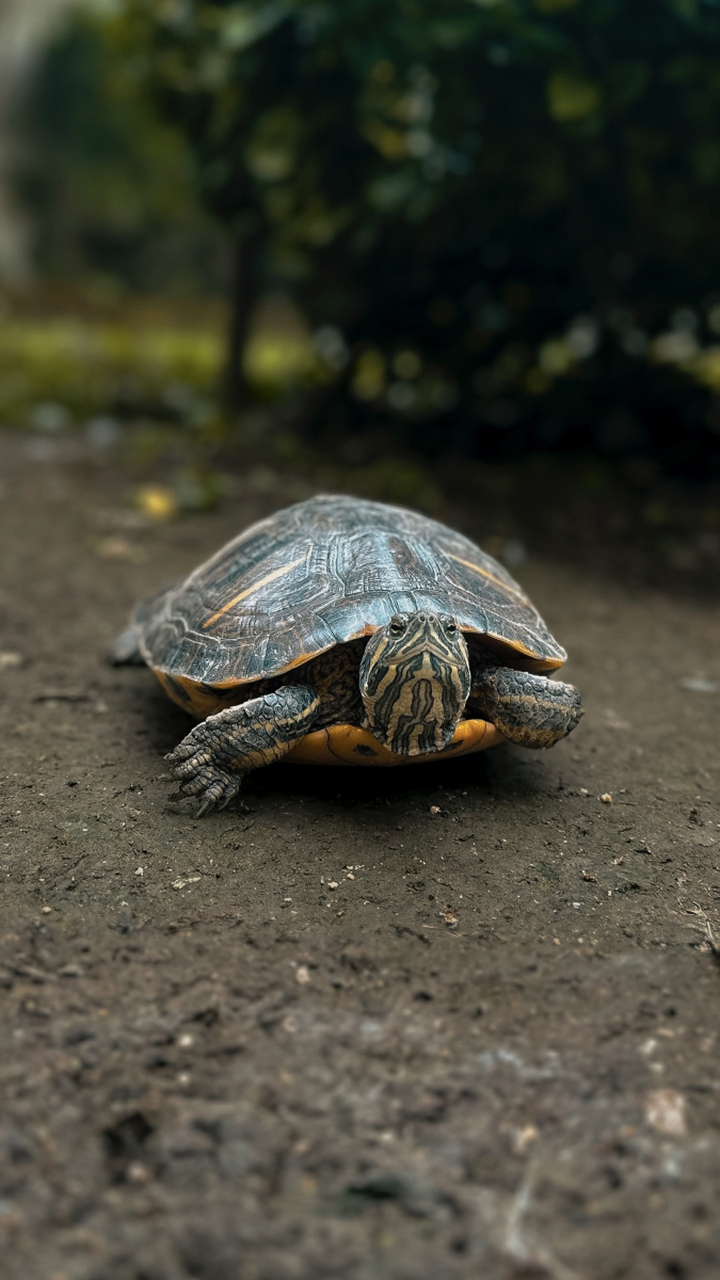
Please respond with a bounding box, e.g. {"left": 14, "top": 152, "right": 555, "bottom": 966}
{"left": 358, "top": 612, "right": 471, "bottom": 756}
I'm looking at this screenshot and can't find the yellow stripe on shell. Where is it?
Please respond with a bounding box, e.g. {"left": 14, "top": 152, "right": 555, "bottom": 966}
{"left": 446, "top": 553, "right": 530, "bottom": 602}
{"left": 201, "top": 557, "right": 306, "bottom": 629}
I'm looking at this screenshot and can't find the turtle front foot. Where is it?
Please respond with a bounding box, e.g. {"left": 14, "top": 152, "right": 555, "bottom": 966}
{"left": 470, "top": 666, "right": 583, "bottom": 749}
{"left": 166, "top": 686, "right": 320, "bottom": 815}
{"left": 167, "top": 716, "right": 244, "bottom": 815}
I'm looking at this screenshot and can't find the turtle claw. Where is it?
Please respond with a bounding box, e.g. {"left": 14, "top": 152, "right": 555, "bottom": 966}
{"left": 165, "top": 739, "right": 198, "bottom": 763}
{"left": 165, "top": 688, "right": 319, "bottom": 814}
{"left": 167, "top": 733, "right": 243, "bottom": 815}
{"left": 173, "top": 765, "right": 242, "bottom": 816}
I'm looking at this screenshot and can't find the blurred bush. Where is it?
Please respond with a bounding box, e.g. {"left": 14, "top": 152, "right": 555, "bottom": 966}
{"left": 0, "top": 311, "right": 223, "bottom": 425}
{"left": 9, "top": 0, "right": 720, "bottom": 477}
{"left": 15, "top": 6, "right": 224, "bottom": 295}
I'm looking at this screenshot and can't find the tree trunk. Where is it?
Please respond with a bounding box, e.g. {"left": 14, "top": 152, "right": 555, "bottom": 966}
{"left": 224, "top": 227, "right": 261, "bottom": 411}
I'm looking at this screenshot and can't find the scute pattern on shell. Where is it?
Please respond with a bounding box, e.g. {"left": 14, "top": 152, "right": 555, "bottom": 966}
{"left": 138, "top": 495, "right": 566, "bottom": 687}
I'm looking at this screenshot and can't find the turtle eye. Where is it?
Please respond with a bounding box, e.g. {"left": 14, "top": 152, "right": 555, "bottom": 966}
{"left": 389, "top": 617, "right": 406, "bottom": 636}
{"left": 444, "top": 620, "right": 458, "bottom": 635}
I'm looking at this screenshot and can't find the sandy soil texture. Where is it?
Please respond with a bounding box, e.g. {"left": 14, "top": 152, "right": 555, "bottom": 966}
{"left": 1, "top": 431, "right": 720, "bottom": 1280}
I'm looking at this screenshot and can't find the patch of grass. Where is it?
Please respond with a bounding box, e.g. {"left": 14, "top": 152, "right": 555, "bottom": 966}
{"left": 0, "top": 316, "right": 224, "bottom": 426}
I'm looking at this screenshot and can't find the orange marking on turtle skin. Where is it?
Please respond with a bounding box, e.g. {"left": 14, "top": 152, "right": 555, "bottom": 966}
{"left": 447, "top": 553, "right": 529, "bottom": 602}
{"left": 201, "top": 558, "right": 305, "bottom": 629}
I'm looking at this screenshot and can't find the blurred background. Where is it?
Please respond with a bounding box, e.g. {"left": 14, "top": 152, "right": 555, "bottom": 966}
{"left": 2, "top": 0, "right": 720, "bottom": 587}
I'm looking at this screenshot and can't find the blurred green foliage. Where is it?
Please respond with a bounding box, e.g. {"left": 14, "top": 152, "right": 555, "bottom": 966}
{"left": 0, "top": 313, "right": 223, "bottom": 425}
{"left": 17, "top": 7, "right": 223, "bottom": 294}
{"left": 14, "top": 0, "right": 720, "bottom": 473}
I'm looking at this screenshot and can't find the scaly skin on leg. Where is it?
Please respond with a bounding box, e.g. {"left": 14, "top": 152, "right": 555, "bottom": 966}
{"left": 167, "top": 685, "right": 320, "bottom": 814}
{"left": 469, "top": 666, "right": 583, "bottom": 749}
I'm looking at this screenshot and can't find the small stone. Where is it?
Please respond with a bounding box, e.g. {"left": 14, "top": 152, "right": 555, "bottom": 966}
{"left": 327, "top": 881, "right": 339, "bottom": 890}
{"left": 172, "top": 876, "right": 200, "bottom": 890}
{"left": 0, "top": 652, "right": 23, "bottom": 669}
{"left": 429, "top": 806, "right": 441, "bottom": 816}
{"left": 512, "top": 1123, "right": 539, "bottom": 1154}
{"left": 645, "top": 1088, "right": 686, "bottom": 1136}
{"left": 40, "top": 906, "right": 52, "bottom": 914}
{"left": 600, "top": 793, "right": 613, "bottom": 804}
{"left": 296, "top": 965, "right": 310, "bottom": 984}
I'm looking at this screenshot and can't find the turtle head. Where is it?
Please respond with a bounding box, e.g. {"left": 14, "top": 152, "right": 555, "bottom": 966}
{"left": 359, "top": 612, "right": 471, "bottom": 756}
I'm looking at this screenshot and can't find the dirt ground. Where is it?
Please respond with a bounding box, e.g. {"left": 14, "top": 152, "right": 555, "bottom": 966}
{"left": 2, "top": 429, "right": 720, "bottom": 1280}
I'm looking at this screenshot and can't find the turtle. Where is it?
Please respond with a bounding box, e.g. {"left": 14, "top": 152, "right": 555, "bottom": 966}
{"left": 110, "top": 494, "right": 583, "bottom": 813}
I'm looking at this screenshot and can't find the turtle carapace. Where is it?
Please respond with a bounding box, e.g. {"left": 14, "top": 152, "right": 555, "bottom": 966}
{"left": 110, "top": 495, "right": 583, "bottom": 813}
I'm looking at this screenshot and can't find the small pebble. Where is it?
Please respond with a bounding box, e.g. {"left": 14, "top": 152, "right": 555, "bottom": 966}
{"left": 513, "top": 1123, "right": 539, "bottom": 1154}
{"left": 40, "top": 906, "right": 52, "bottom": 914}
{"left": 296, "top": 965, "right": 310, "bottom": 984}
{"left": 172, "top": 876, "right": 200, "bottom": 890}
{"left": 96, "top": 537, "right": 143, "bottom": 562}
{"left": 0, "top": 652, "right": 23, "bottom": 669}
{"left": 429, "top": 806, "right": 441, "bottom": 816}
{"left": 600, "top": 793, "right": 613, "bottom": 804}
{"left": 645, "top": 1088, "right": 686, "bottom": 1136}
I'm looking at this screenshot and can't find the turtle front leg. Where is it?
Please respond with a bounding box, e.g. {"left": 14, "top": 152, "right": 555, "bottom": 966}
{"left": 469, "top": 666, "right": 583, "bottom": 749}
{"left": 167, "top": 685, "right": 320, "bottom": 815}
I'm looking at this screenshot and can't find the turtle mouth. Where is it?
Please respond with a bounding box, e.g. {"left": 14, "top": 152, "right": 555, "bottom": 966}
{"left": 366, "top": 717, "right": 459, "bottom": 756}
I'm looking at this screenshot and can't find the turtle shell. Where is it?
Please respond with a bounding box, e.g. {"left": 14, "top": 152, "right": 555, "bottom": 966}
{"left": 137, "top": 496, "right": 566, "bottom": 708}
